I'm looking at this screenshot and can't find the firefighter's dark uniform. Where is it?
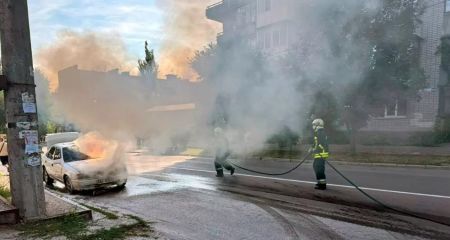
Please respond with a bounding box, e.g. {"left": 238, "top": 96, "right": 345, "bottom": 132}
{"left": 313, "top": 127, "right": 329, "bottom": 189}
{"left": 214, "top": 131, "right": 234, "bottom": 177}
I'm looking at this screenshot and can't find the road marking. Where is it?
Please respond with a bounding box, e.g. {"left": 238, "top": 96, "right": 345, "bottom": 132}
{"left": 168, "top": 167, "right": 450, "bottom": 200}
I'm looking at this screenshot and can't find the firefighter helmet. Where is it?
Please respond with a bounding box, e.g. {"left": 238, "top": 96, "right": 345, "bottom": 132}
{"left": 312, "top": 118, "right": 324, "bottom": 130}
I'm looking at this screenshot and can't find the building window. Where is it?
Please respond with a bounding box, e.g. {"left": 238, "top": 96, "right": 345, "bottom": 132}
{"left": 384, "top": 99, "right": 407, "bottom": 117}
{"left": 257, "top": 31, "right": 264, "bottom": 49}
{"left": 280, "top": 23, "right": 287, "bottom": 46}
{"left": 264, "top": 31, "right": 271, "bottom": 49}
{"left": 273, "top": 30, "right": 280, "bottom": 47}
{"left": 265, "top": 0, "right": 271, "bottom": 11}
{"left": 446, "top": 0, "right": 450, "bottom": 12}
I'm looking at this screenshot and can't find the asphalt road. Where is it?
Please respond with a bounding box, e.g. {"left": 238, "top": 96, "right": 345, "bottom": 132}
{"left": 162, "top": 156, "right": 450, "bottom": 196}
{"left": 53, "top": 154, "right": 450, "bottom": 239}
{"left": 124, "top": 155, "right": 450, "bottom": 223}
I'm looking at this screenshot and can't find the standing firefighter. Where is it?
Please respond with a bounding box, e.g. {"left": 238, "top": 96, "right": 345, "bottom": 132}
{"left": 311, "top": 119, "right": 329, "bottom": 190}
{"left": 213, "top": 127, "right": 235, "bottom": 177}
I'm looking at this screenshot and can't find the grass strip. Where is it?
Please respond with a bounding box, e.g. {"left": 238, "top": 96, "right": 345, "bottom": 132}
{"left": 79, "top": 203, "right": 119, "bottom": 220}
{"left": 0, "top": 184, "right": 11, "bottom": 199}
{"left": 19, "top": 213, "right": 88, "bottom": 240}
{"left": 77, "top": 214, "right": 153, "bottom": 240}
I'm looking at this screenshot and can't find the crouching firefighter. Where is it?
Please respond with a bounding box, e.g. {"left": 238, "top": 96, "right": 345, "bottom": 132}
{"left": 310, "top": 119, "right": 329, "bottom": 190}
{"left": 213, "top": 127, "right": 235, "bottom": 177}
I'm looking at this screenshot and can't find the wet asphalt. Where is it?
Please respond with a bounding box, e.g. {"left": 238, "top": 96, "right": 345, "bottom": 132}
{"left": 53, "top": 154, "right": 450, "bottom": 240}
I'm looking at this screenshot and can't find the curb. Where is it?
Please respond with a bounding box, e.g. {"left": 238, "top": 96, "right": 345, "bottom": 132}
{"left": 24, "top": 190, "right": 93, "bottom": 223}
{"left": 0, "top": 195, "right": 19, "bottom": 224}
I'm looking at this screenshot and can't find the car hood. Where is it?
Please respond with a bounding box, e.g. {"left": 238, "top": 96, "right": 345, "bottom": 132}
{"left": 66, "top": 159, "right": 126, "bottom": 176}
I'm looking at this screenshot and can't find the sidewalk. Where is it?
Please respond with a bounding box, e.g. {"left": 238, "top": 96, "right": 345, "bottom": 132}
{"left": 0, "top": 167, "right": 91, "bottom": 223}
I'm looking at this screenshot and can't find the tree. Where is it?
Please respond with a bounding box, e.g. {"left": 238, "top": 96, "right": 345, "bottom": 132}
{"left": 281, "top": 0, "right": 426, "bottom": 152}
{"left": 138, "top": 41, "right": 158, "bottom": 79}
{"left": 344, "top": 0, "right": 425, "bottom": 151}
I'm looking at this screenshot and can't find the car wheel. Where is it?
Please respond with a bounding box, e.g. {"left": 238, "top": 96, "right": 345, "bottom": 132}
{"left": 64, "top": 176, "right": 76, "bottom": 194}
{"left": 43, "top": 167, "right": 54, "bottom": 186}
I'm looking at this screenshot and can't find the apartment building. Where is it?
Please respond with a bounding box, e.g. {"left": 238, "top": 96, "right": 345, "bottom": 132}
{"left": 207, "top": 0, "right": 450, "bottom": 136}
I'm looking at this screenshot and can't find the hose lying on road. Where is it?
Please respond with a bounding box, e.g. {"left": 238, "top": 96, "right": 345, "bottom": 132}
{"left": 326, "top": 160, "right": 450, "bottom": 227}
{"left": 229, "top": 154, "right": 450, "bottom": 227}
{"left": 228, "top": 152, "right": 312, "bottom": 176}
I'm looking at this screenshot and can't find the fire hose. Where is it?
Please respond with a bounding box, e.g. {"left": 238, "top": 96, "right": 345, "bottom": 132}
{"left": 228, "top": 155, "right": 450, "bottom": 227}
{"left": 228, "top": 152, "right": 312, "bottom": 176}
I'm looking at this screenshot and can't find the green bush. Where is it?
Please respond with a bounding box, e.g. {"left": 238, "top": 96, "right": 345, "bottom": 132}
{"left": 434, "top": 117, "right": 450, "bottom": 144}
{"left": 408, "top": 132, "right": 437, "bottom": 147}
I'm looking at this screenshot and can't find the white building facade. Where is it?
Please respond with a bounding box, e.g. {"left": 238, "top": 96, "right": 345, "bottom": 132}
{"left": 207, "top": 0, "right": 450, "bottom": 135}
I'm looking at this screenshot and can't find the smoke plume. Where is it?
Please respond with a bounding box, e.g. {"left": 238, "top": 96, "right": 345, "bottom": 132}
{"left": 35, "top": 30, "right": 137, "bottom": 91}
{"left": 156, "top": 0, "right": 221, "bottom": 80}
{"left": 33, "top": 1, "right": 382, "bottom": 158}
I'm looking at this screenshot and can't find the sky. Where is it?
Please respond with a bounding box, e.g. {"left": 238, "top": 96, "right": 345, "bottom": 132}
{"left": 27, "top": 0, "right": 221, "bottom": 81}
{"left": 28, "top": 0, "right": 165, "bottom": 62}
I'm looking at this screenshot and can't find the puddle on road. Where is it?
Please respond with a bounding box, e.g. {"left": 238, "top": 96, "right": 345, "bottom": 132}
{"left": 118, "top": 173, "right": 216, "bottom": 197}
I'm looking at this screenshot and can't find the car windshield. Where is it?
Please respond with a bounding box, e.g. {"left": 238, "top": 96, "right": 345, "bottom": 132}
{"left": 62, "top": 146, "right": 91, "bottom": 162}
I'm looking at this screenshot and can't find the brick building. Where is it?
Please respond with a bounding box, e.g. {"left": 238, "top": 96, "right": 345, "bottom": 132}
{"left": 206, "top": 0, "right": 450, "bottom": 137}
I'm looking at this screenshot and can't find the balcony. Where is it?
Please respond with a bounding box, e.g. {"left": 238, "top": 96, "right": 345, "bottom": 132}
{"left": 206, "top": 1, "right": 226, "bottom": 22}
{"left": 206, "top": 0, "right": 253, "bottom": 22}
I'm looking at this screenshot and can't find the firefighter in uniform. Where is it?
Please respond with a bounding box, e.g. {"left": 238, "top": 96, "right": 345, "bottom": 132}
{"left": 310, "top": 119, "right": 329, "bottom": 190}
{"left": 214, "top": 127, "right": 235, "bottom": 177}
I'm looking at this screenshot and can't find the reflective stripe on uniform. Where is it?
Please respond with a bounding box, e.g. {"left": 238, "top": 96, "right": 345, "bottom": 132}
{"left": 313, "top": 136, "right": 329, "bottom": 159}
{"left": 318, "top": 179, "right": 326, "bottom": 184}
{"left": 314, "top": 153, "right": 329, "bottom": 159}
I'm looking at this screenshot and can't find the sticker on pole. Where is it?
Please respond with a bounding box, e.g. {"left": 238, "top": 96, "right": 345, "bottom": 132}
{"left": 22, "top": 103, "right": 36, "bottom": 113}
{"left": 26, "top": 153, "right": 41, "bottom": 167}
{"left": 21, "top": 130, "right": 39, "bottom": 154}
{"left": 21, "top": 92, "right": 37, "bottom": 113}
{"left": 17, "top": 122, "right": 37, "bottom": 130}
{"left": 21, "top": 92, "right": 35, "bottom": 103}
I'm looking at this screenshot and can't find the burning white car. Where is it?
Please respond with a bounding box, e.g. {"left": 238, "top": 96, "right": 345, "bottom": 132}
{"left": 42, "top": 133, "right": 127, "bottom": 194}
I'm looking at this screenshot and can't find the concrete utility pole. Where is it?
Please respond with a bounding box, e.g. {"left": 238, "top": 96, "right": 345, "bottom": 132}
{"left": 0, "top": 0, "right": 46, "bottom": 219}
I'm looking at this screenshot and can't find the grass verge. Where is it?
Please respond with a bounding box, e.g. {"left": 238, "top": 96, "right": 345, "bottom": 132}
{"left": 179, "top": 147, "right": 450, "bottom": 166}
{"left": 18, "top": 213, "right": 87, "bottom": 240}
{"left": 79, "top": 215, "right": 153, "bottom": 240}
{"left": 0, "top": 184, "right": 11, "bottom": 199}
{"left": 79, "top": 203, "right": 119, "bottom": 220}
{"left": 18, "top": 208, "right": 153, "bottom": 240}
{"left": 332, "top": 152, "right": 450, "bottom": 166}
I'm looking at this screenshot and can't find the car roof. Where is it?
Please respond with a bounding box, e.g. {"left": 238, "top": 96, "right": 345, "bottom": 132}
{"left": 50, "top": 142, "right": 76, "bottom": 148}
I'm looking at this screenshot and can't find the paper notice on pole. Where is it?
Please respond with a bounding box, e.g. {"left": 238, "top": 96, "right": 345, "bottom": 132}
{"left": 17, "top": 122, "right": 31, "bottom": 130}
{"left": 19, "top": 130, "right": 37, "bottom": 139}
{"left": 21, "top": 130, "right": 39, "bottom": 154}
{"left": 26, "top": 154, "right": 41, "bottom": 167}
{"left": 23, "top": 102, "right": 36, "bottom": 113}
{"left": 21, "top": 92, "right": 35, "bottom": 103}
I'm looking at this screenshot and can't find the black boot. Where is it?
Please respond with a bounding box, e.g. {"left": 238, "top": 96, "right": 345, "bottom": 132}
{"left": 216, "top": 170, "right": 224, "bottom": 177}
{"left": 230, "top": 167, "right": 235, "bottom": 175}
{"left": 314, "top": 184, "right": 326, "bottom": 190}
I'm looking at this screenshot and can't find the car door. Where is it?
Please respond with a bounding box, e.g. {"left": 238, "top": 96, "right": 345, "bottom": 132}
{"left": 52, "top": 147, "right": 64, "bottom": 181}
{"left": 44, "top": 147, "right": 56, "bottom": 177}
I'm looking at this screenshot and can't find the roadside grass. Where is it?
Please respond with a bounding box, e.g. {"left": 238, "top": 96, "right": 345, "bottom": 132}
{"left": 331, "top": 152, "right": 450, "bottom": 166}
{"left": 0, "top": 184, "right": 11, "bottom": 199}
{"left": 178, "top": 147, "right": 450, "bottom": 166}
{"left": 255, "top": 151, "right": 450, "bottom": 166}
{"left": 18, "top": 213, "right": 87, "bottom": 240}
{"left": 18, "top": 207, "right": 153, "bottom": 240}
{"left": 79, "top": 215, "right": 153, "bottom": 240}
{"left": 79, "top": 203, "right": 119, "bottom": 220}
